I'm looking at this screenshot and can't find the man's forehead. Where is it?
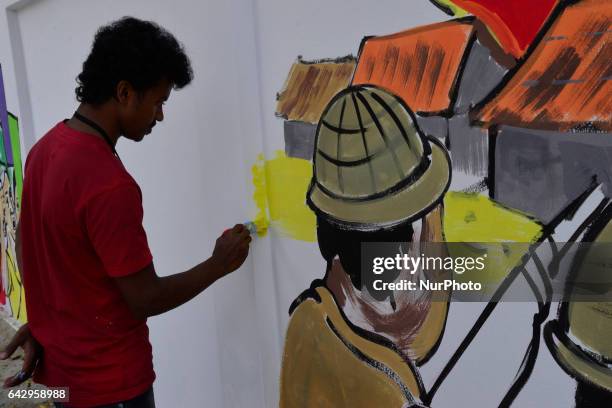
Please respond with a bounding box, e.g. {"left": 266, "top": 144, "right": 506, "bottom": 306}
{"left": 150, "top": 79, "right": 172, "bottom": 99}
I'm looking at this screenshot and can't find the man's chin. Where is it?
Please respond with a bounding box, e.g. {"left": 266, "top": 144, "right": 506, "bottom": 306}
{"left": 135, "top": 130, "right": 149, "bottom": 141}
{"left": 125, "top": 134, "right": 146, "bottom": 142}
{"left": 124, "top": 129, "right": 150, "bottom": 142}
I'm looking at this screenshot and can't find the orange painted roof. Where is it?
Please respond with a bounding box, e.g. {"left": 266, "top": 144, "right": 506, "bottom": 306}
{"left": 475, "top": 0, "right": 612, "bottom": 131}
{"left": 276, "top": 58, "right": 356, "bottom": 124}
{"left": 352, "top": 20, "right": 475, "bottom": 114}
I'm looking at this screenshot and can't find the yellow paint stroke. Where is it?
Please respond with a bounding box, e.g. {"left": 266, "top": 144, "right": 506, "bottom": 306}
{"left": 251, "top": 153, "right": 270, "bottom": 237}
{"left": 443, "top": 192, "right": 543, "bottom": 284}
{"left": 431, "top": 0, "right": 469, "bottom": 17}
{"left": 251, "top": 151, "right": 316, "bottom": 242}
{"left": 6, "top": 249, "right": 26, "bottom": 323}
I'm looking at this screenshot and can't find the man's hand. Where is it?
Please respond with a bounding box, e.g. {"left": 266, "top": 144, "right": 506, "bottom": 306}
{"left": 0, "top": 323, "right": 42, "bottom": 388}
{"left": 211, "top": 224, "right": 252, "bottom": 278}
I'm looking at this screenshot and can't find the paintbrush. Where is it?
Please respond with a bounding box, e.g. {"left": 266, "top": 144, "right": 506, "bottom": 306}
{"left": 244, "top": 215, "right": 268, "bottom": 237}
{"left": 223, "top": 216, "right": 269, "bottom": 237}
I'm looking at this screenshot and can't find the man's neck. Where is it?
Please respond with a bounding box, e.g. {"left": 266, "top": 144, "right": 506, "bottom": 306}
{"left": 66, "top": 103, "right": 121, "bottom": 147}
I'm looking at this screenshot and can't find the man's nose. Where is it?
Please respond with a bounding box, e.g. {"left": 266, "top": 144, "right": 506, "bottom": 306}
{"left": 156, "top": 106, "right": 164, "bottom": 122}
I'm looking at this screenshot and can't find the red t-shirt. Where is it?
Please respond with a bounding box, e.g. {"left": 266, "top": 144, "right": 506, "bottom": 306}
{"left": 20, "top": 121, "right": 155, "bottom": 407}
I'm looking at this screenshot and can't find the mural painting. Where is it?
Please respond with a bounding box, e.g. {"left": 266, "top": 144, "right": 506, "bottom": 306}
{"left": 251, "top": 0, "right": 611, "bottom": 406}
{"left": 0, "top": 65, "right": 26, "bottom": 323}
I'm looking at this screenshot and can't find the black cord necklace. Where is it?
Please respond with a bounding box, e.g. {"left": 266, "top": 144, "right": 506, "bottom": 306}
{"left": 73, "top": 112, "right": 121, "bottom": 161}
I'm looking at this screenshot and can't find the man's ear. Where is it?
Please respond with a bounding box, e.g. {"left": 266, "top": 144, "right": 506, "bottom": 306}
{"left": 115, "top": 80, "right": 134, "bottom": 105}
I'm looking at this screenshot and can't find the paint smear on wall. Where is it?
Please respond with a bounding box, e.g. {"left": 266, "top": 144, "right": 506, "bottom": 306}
{"left": 276, "top": 57, "right": 356, "bottom": 124}
{"left": 6, "top": 248, "right": 25, "bottom": 322}
{"left": 443, "top": 192, "right": 543, "bottom": 284}
{"left": 251, "top": 153, "right": 270, "bottom": 238}
{"left": 444, "top": 192, "right": 543, "bottom": 242}
{"left": 251, "top": 151, "right": 316, "bottom": 242}
{"left": 250, "top": 169, "right": 546, "bottom": 250}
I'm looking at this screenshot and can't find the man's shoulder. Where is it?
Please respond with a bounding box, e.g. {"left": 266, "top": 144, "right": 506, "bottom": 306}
{"left": 27, "top": 121, "right": 140, "bottom": 199}
{"left": 80, "top": 163, "right": 141, "bottom": 205}
{"left": 28, "top": 122, "right": 63, "bottom": 153}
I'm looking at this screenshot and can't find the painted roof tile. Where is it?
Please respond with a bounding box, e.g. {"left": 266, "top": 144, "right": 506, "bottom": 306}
{"left": 352, "top": 20, "right": 475, "bottom": 114}
{"left": 276, "top": 57, "right": 356, "bottom": 124}
{"left": 475, "top": 0, "right": 611, "bottom": 131}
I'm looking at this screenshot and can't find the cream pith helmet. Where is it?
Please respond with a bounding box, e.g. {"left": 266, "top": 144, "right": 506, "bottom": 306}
{"left": 545, "top": 210, "right": 612, "bottom": 392}
{"left": 307, "top": 85, "right": 451, "bottom": 230}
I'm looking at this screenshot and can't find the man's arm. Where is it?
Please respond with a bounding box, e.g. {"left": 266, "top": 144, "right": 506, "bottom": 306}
{"left": 113, "top": 224, "right": 251, "bottom": 320}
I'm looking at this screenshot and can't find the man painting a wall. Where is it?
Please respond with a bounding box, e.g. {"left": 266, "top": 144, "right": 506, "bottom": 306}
{"left": 0, "top": 17, "right": 251, "bottom": 407}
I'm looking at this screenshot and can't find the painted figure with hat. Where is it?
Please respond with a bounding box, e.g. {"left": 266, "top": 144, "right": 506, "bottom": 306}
{"left": 280, "top": 85, "right": 451, "bottom": 407}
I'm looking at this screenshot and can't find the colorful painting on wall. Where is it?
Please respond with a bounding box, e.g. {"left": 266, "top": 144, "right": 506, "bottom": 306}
{"left": 0, "top": 64, "right": 26, "bottom": 324}
{"left": 252, "top": 0, "right": 611, "bottom": 406}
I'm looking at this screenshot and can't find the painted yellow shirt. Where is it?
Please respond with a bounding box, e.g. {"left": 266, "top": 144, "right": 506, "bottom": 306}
{"left": 280, "top": 285, "right": 426, "bottom": 408}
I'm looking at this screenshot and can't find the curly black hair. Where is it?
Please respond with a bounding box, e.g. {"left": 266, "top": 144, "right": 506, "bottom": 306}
{"left": 76, "top": 17, "right": 193, "bottom": 104}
